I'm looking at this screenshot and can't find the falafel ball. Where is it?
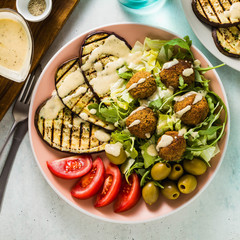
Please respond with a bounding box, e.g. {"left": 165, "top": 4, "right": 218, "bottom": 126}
{"left": 126, "top": 71, "right": 157, "bottom": 99}
{"left": 156, "top": 131, "right": 186, "bottom": 161}
{"left": 174, "top": 93, "right": 209, "bottom": 125}
{"left": 126, "top": 107, "right": 157, "bottom": 139}
{"left": 160, "top": 59, "right": 195, "bottom": 91}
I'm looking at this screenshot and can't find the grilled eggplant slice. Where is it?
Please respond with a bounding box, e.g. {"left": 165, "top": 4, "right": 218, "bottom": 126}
{"left": 192, "top": 0, "right": 240, "bottom": 27}
{"left": 79, "top": 31, "right": 131, "bottom": 100}
{"left": 35, "top": 95, "right": 111, "bottom": 154}
{"left": 55, "top": 58, "right": 114, "bottom": 131}
{"left": 212, "top": 25, "right": 240, "bottom": 57}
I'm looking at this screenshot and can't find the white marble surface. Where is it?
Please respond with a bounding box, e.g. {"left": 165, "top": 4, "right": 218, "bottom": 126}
{"left": 1, "top": 0, "right": 240, "bottom": 239}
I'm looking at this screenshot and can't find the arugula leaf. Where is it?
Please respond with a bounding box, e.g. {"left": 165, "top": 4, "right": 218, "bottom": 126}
{"left": 149, "top": 98, "right": 162, "bottom": 110}
{"left": 196, "top": 63, "right": 225, "bottom": 74}
{"left": 163, "top": 36, "right": 194, "bottom": 60}
{"left": 140, "top": 170, "right": 150, "bottom": 187}
{"left": 99, "top": 105, "right": 119, "bottom": 123}
{"left": 179, "top": 75, "right": 188, "bottom": 90}
{"left": 198, "top": 126, "right": 222, "bottom": 136}
{"left": 195, "top": 71, "right": 210, "bottom": 90}
{"left": 153, "top": 181, "right": 164, "bottom": 189}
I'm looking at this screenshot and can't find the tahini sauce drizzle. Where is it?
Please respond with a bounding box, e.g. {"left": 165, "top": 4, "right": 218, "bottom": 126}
{"left": 39, "top": 94, "right": 65, "bottom": 120}
{"left": 105, "top": 142, "right": 123, "bottom": 157}
{"left": 224, "top": 2, "right": 240, "bottom": 20}
{"left": 162, "top": 59, "right": 179, "bottom": 70}
{"left": 174, "top": 91, "right": 203, "bottom": 105}
{"left": 175, "top": 105, "right": 191, "bottom": 118}
{"left": 182, "top": 68, "right": 194, "bottom": 77}
{"left": 0, "top": 19, "right": 28, "bottom": 71}
{"left": 127, "top": 77, "right": 146, "bottom": 91}
{"left": 129, "top": 106, "right": 146, "bottom": 116}
{"left": 58, "top": 69, "right": 85, "bottom": 98}
{"left": 81, "top": 35, "right": 132, "bottom": 96}
{"left": 82, "top": 35, "right": 130, "bottom": 71}
{"left": 95, "top": 129, "right": 111, "bottom": 142}
{"left": 156, "top": 135, "right": 173, "bottom": 152}
{"left": 147, "top": 144, "right": 158, "bottom": 156}
{"left": 128, "top": 119, "right": 141, "bottom": 128}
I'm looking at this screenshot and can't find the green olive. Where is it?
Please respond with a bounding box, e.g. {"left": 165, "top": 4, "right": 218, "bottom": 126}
{"left": 151, "top": 162, "right": 171, "bottom": 181}
{"left": 168, "top": 163, "right": 184, "bottom": 180}
{"left": 142, "top": 182, "right": 159, "bottom": 206}
{"left": 161, "top": 181, "right": 180, "bottom": 200}
{"left": 105, "top": 145, "right": 127, "bottom": 165}
{"left": 183, "top": 158, "right": 207, "bottom": 175}
{"left": 178, "top": 174, "right": 197, "bottom": 194}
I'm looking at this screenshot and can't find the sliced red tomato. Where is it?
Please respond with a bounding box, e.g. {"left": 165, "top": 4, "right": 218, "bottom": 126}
{"left": 94, "top": 163, "right": 121, "bottom": 208}
{"left": 71, "top": 157, "right": 105, "bottom": 199}
{"left": 47, "top": 155, "right": 92, "bottom": 179}
{"left": 114, "top": 173, "right": 141, "bottom": 213}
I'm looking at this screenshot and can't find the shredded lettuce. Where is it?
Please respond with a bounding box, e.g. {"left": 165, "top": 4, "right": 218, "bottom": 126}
{"left": 156, "top": 113, "right": 181, "bottom": 135}
{"left": 140, "top": 136, "right": 158, "bottom": 168}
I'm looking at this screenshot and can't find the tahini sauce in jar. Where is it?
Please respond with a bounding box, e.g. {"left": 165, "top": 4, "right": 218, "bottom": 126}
{"left": 0, "top": 10, "right": 33, "bottom": 82}
{"left": 0, "top": 19, "right": 28, "bottom": 71}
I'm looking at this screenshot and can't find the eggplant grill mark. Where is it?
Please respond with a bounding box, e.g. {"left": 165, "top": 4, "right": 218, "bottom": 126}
{"left": 81, "top": 38, "right": 110, "bottom": 58}
{"left": 69, "top": 112, "right": 74, "bottom": 150}
{"left": 208, "top": 0, "right": 222, "bottom": 24}
{"left": 68, "top": 89, "right": 93, "bottom": 112}
{"left": 42, "top": 118, "right": 45, "bottom": 141}
{"left": 56, "top": 60, "right": 79, "bottom": 84}
{"left": 79, "top": 122, "right": 83, "bottom": 149}
{"left": 88, "top": 124, "right": 92, "bottom": 149}
{"left": 51, "top": 118, "right": 54, "bottom": 147}
{"left": 84, "top": 55, "right": 114, "bottom": 76}
{"left": 83, "top": 34, "right": 109, "bottom": 47}
{"left": 218, "top": 0, "right": 233, "bottom": 24}
{"left": 218, "top": 28, "right": 232, "bottom": 52}
{"left": 197, "top": 0, "right": 211, "bottom": 21}
{"left": 223, "top": 26, "right": 239, "bottom": 52}
{"left": 59, "top": 111, "right": 65, "bottom": 151}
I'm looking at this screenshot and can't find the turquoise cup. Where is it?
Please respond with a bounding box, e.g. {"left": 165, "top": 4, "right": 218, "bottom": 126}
{"left": 118, "top": 0, "right": 160, "bottom": 9}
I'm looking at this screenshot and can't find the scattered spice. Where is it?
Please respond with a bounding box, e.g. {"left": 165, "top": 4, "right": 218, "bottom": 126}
{"left": 28, "top": 0, "right": 46, "bottom": 16}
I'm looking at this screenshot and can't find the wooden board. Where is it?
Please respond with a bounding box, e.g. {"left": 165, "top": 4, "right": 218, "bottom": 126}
{"left": 0, "top": 0, "right": 80, "bottom": 121}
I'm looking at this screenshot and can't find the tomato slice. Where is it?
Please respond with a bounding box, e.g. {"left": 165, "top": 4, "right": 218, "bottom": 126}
{"left": 94, "top": 163, "right": 121, "bottom": 208}
{"left": 71, "top": 157, "right": 105, "bottom": 199}
{"left": 114, "top": 173, "right": 141, "bottom": 213}
{"left": 47, "top": 155, "right": 92, "bottom": 179}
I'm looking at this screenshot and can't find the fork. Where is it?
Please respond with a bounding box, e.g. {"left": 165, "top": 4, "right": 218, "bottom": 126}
{"left": 0, "top": 65, "right": 42, "bottom": 211}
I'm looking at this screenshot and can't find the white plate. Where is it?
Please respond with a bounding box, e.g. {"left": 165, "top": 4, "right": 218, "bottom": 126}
{"left": 181, "top": 0, "right": 240, "bottom": 71}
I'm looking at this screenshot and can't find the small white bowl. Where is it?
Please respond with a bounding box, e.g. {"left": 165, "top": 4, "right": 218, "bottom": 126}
{"left": 16, "top": 0, "right": 52, "bottom": 22}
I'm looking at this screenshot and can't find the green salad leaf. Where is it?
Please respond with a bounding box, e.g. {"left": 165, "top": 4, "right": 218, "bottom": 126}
{"left": 118, "top": 71, "right": 133, "bottom": 80}
{"left": 163, "top": 36, "right": 194, "bottom": 60}
{"left": 140, "top": 136, "right": 158, "bottom": 168}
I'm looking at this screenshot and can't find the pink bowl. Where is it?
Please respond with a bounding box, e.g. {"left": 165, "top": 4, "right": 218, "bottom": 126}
{"left": 29, "top": 23, "right": 229, "bottom": 223}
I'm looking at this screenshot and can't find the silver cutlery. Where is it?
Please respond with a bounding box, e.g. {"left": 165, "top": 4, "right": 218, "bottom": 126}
{"left": 0, "top": 65, "right": 42, "bottom": 211}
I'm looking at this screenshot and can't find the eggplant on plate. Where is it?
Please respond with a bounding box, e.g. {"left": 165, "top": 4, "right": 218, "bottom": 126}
{"left": 35, "top": 94, "right": 111, "bottom": 154}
